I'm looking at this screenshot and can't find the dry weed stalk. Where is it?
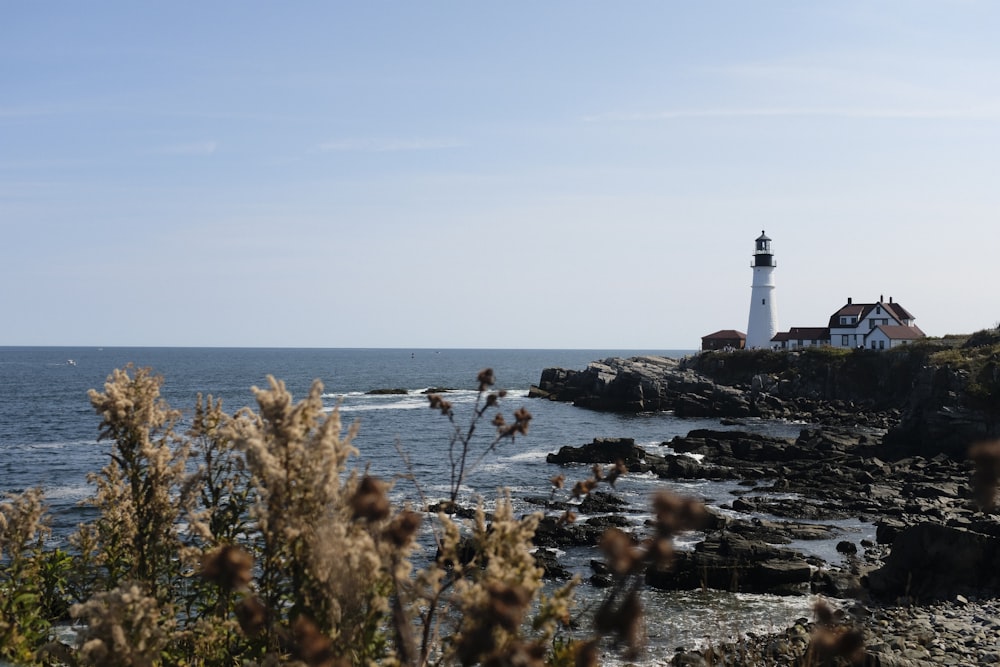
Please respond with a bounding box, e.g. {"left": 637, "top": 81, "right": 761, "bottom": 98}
{"left": 231, "top": 376, "right": 394, "bottom": 661}
{"left": 185, "top": 394, "right": 254, "bottom": 547}
{"left": 83, "top": 365, "right": 190, "bottom": 601}
{"left": 413, "top": 492, "right": 576, "bottom": 667}
{"left": 969, "top": 439, "right": 1000, "bottom": 510}
{"left": 412, "top": 372, "right": 581, "bottom": 666}
{"left": 427, "top": 368, "right": 531, "bottom": 507}
{"left": 802, "top": 599, "right": 866, "bottom": 666}
{"left": 591, "top": 490, "right": 708, "bottom": 661}
{"left": 0, "top": 488, "right": 53, "bottom": 664}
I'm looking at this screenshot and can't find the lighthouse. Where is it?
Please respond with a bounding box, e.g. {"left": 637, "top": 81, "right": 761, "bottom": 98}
{"left": 746, "top": 230, "right": 779, "bottom": 349}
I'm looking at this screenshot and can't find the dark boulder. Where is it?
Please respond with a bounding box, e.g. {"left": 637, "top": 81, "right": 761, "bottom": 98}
{"left": 836, "top": 540, "right": 858, "bottom": 555}
{"left": 532, "top": 548, "right": 572, "bottom": 579}
{"left": 546, "top": 438, "right": 651, "bottom": 467}
{"left": 578, "top": 490, "right": 630, "bottom": 514}
{"left": 865, "top": 523, "right": 1000, "bottom": 600}
{"left": 646, "top": 532, "right": 814, "bottom": 595}
{"left": 532, "top": 516, "right": 607, "bottom": 548}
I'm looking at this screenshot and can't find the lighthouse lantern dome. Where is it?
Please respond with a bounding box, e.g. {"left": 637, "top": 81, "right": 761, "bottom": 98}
{"left": 755, "top": 230, "right": 772, "bottom": 254}
{"left": 752, "top": 230, "right": 774, "bottom": 267}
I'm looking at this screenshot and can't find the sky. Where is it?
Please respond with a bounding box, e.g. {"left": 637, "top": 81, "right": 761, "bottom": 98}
{"left": 3, "top": 2, "right": 999, "bottom": 349}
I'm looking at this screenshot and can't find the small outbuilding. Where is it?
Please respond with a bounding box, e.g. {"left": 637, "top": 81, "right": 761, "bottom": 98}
{"left": 701, "top": 330, "right": 746, "bottom": 351}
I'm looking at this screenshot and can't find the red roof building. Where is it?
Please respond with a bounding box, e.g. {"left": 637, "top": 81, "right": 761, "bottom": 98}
{"left": 701, "top": 330, "right": 746, "bottom": 351}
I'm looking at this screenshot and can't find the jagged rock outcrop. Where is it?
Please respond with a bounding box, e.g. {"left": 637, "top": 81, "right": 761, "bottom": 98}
{"left": 883, "top": 364, "right": 999, "bottom": 459}
{"left": 530, "top": 356, "right": 689, "bottom": 412}
{"left": 545, "top": 437, "right": 649, "bottom": 466}
{"left": 528, "top": 351, "right": 912, "bottom": 426}
{"left": 532, "top": 344, "right": 999, "bottom": 456}
{"left": 865, "top": 523, "right": 1000, "bottom": 600}
{"left": 529, "top": 355, "right": 798, "bottom": 418}
{"left": 646, "top": 532, "right": 815, "bottom": 595}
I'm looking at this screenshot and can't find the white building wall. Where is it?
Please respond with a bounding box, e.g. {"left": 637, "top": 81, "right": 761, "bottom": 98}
{"left": 865, "top": 328, "right": 916, "bottom": 349}
{"left": 865, "top": 329, "right": 889, "bottom": 350}
{"left": 858, "top": 305, "right": 899, "bottom": 335}
{"left": 746, "top": 265, "right": 778, "bottom": 348}
{"left": 831, "top": 330, "right": 866, "bottom": 348}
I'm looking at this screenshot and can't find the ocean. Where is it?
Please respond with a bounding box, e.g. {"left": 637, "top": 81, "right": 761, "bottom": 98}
{"left": 0, "top": 346, "right": 857, "bottom": 662}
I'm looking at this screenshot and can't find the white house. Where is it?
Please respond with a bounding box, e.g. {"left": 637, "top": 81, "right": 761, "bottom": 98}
{"left": 771, "top": 295, "right": 924, "bottom": 350}
{"left": 828, "top": 296, "right": 922, "bottom": 349}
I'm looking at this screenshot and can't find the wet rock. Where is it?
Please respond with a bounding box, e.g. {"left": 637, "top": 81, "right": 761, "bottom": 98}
{"left": 837, "top": 540, "right": 859, "bottom": 555}
{"left": 532, "top": 515, "right": 607, "bottom": 548}
{"left": 532, "top": 548, "right": 571, "bottom": 579}
{"left": 646, "top": 532, "right": 814, "bottom": 595}
{"left": 545, "top": 437, "right": 651, "bottom": 467}
{"left": 577, "top": 490, "right": 629, "bottom": 514}
{"left": 651, "top": 455, "right": 736, "bottom": 480}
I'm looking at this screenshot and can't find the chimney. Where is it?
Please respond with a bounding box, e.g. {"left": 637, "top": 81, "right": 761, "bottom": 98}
{"left": 889, "top": 296, "right": 893, "bottom": 303}
{"left": 847, "top": 297, "right": 852, "bottom": 305}
{"left": 880, "top": 294, "right": 884, "bottom": 303}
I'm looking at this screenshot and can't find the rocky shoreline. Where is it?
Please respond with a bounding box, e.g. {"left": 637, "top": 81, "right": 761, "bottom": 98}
{"left": 529, "top": 351, "right": 1000, "bottom": 665}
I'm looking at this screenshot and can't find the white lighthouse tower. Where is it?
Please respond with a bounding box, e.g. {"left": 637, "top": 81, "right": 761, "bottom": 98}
{"left": 746, "top": 230, "right": 779, "bottom": 349}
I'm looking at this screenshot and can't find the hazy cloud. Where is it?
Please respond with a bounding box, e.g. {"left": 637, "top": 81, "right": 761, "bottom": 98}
{"left": 156, "top": 141, "right": 219, "bottom": 155}
{"left": 317, "top": 138, "right": 465, "bottom": 153}
{"left": 584, "top": 107, "right": 1000, "bottom": 122}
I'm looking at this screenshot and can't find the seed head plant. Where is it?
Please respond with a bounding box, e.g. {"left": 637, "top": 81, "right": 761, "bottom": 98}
{"left": 0, "top": 487, "right": 56, "bottom": 664}
{"left": 2, "top": 365, "right": 722, "bottom": 667}
{"left": 82, "top": 364, "right": 189, "bottom": 602}
{"left": 230, "top": 376, "right": 390, "bottom": 661}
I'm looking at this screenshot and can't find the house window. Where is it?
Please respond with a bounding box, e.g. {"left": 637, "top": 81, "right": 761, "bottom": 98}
{"left": 879, "top": 340, "right": 885, "bottom": 350}
{"left": 876, "top": 306, "right": 882, "bottom": 314}
{"left": 870, "top": 321, "right": 876, "bottom": 330}
{"left": 871, "top": 341, "right": 877, "bottom": 349}
{"left": 841, "top": 335, "right": 849, "bottom": 346}
{"left": 762, "top": 298, "right": 766, "bottom": 305}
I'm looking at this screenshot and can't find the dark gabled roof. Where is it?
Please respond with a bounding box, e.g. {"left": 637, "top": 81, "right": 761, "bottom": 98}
{"left": 829, "top": 299, "right": 916, "bottom": 329}
{"left": 884, "top": 302, "right": 914, "bottom": 322}
{"left": 871, "top": 325, "right": 925, "bottom": 341}
{"left": 702, "top": 329, "right": 746, "bottom": 341}
{"left": 828, "top": 304, "right": 866, "bottom": 328}
{"left": 789, "top": 327, "right": 831, "bottom": 340}
{"left": 834, "top": 304, "right": 866, "bottom": 316}
{"left": 772, "top": 327, "right": 830, "bottom": 343}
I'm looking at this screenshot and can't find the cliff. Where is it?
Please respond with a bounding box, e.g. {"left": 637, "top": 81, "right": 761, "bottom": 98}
{"left": 530, "top": 332, "right": 1000, "bottom": 457}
